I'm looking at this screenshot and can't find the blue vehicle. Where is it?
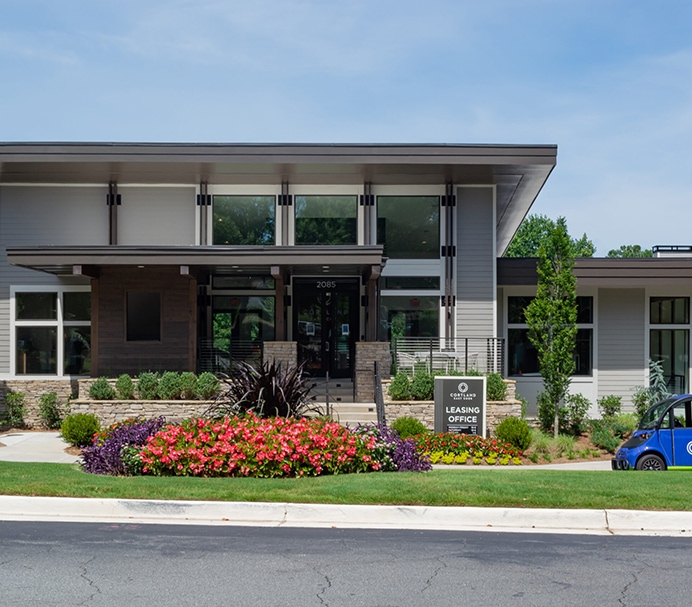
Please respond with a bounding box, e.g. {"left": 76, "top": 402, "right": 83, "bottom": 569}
{"left": 612, "top": 395, "right": 692, "bottom": 470}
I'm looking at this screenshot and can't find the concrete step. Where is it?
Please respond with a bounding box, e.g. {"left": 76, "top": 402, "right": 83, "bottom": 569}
{"left": 308, "top": 380, "right": 356, "bottom": 403}
{"left": 325, "top": 402, "right": 378, "bottom": 427}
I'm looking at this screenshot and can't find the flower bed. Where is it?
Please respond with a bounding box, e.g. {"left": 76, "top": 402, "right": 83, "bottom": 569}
{"left": 77, "top": 414, "right": 432, "bottom": 478}
{"left": 415, "top": 432, "right": 523, "bottom": 466}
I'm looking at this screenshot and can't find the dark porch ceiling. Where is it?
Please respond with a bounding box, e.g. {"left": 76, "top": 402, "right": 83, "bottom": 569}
{"left": 6, "top": 245, "right": 387, "bottom": 280}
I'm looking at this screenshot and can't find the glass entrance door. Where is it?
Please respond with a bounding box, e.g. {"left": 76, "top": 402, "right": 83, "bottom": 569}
{"left": 293, "top": 278, "right": 358, "bottom": 378}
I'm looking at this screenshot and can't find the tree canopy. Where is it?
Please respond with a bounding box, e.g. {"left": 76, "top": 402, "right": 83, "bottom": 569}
{"left": 606, "top": 244, "right": 653, "bottom": 258}
{"left": 504, "top": 214, "right": 596, "bottom": 258}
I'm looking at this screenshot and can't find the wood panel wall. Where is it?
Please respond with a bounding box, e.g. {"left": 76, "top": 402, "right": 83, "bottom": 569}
{"left": 92, "top": 267, "right": 197, "bottom": 376}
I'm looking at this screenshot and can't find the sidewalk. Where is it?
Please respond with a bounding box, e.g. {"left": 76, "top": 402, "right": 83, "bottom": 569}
{"left": 0, "top": 431, "right": 688, "bottom": 537}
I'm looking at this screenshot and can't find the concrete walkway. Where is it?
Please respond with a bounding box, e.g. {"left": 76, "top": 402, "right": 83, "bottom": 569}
{"left": 0, "top": 431, "right": 689, "bottom": 537}
{"left": 0, "top": 430, "right": 80, "bottom": 464}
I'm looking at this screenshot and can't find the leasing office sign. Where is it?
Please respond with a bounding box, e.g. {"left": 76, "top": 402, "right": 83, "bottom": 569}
{"left": 434, "top": 376, "right": 486, "bottom": 437}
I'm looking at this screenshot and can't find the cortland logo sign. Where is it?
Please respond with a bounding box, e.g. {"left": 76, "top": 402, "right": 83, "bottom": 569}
{"left": 434, "top": 376, "right": 486, "bottom": 437}
{"left": 449, "top": 381, "right": 477, "bottom": 401}
{"left": 686, "top": 441, "right": 692, "bottom": 456}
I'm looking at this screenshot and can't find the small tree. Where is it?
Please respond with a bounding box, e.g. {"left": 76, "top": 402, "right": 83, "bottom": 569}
{"left": 524, "top": 217, "right": 578, "bottom": 437}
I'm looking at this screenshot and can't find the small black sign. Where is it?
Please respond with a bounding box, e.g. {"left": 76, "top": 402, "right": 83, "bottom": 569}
{"left": 434, "top": 376, "right": 486, "bottom": 437}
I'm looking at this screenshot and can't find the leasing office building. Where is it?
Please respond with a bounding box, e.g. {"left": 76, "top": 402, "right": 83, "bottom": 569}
{"left": 0, "top": 142, "right": 557, "bottom": 407}
{"left": 2, "top": 142, "right": 689, "bottom": 417}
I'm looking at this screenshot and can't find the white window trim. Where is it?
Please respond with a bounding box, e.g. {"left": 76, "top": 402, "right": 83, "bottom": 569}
{"left": 10, "top": 285, "right": 91, "bottom": 379}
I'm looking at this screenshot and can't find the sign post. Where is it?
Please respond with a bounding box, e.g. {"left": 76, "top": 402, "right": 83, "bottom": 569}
{"left": 434, "top": 376, "right": 486, "bottom": 437}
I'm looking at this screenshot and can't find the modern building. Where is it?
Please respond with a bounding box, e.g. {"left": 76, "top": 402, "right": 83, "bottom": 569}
{"left": 2, "top": 142, "right": 688, "bottom": 417}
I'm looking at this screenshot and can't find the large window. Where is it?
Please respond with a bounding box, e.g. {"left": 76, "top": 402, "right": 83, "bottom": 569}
{"left": 14, "top": 289, "right": 91, "bottom": 376}
{"left": 127, "top": 292, "right": 161, "bottom": 341}
{"left": 377, "top": 196, "right": 440, "bottom": 259}
{"left": 507, "top": 296, "right": 593, "bottom": 376}
{"left": 381, "top": 296, "right": 439, "bottom": 340}
{"left": 212, "top": 295, "right": 275, "bottom": 352}
{"left": 213, "top": 195, "right": 275, "bottom": 245}
{"left": 650, "top": 297, "right": 689, "bottom": 393}
{"left": 294, "top": 195, "right": 357, "bottom": 245}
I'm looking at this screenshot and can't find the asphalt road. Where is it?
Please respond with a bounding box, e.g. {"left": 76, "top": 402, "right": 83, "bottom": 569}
{"left": 1, "top": 521, "right": 690, "bottom": 606}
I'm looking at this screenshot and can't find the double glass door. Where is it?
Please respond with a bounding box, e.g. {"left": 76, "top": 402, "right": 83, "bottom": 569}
{"left": 293, "top": 278, "right": 358, "bottom": 378}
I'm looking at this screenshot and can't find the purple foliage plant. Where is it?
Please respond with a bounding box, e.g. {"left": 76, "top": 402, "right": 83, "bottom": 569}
{"left": 81, "top": 416, "right": 166, "bottom": 476}
{"left": 355, "top": 423, "right": 432, "bottom": 472}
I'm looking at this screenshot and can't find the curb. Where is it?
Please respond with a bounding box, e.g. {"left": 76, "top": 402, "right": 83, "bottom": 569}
{"left": 2, "top": 496, "right": 692, "bottom": 537}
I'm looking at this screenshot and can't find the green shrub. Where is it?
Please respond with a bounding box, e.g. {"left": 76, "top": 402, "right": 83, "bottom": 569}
{"left": 537, "top": 392, "right": 591, "bottom": 436}
{"left": 537, "top": 392, "right": 567, "bottom": 433}
{"left": 589, "top": 419, "right": 623, "bottom": 454}
{"left": 388, "top": 372, "right": 411, "bottom": 401}
{"left": 390, "top": 416, "right": 429, "bottom": 439}
{"left": 494, "top": 416, "right": 532, "bottom": 451}
{"left": 89, "top": 377, "right": 115, "bottom": 400}
{"left": 61, "top": 413, "right": 101, "bottom": 447}
{"left": 3, "top": 392, "right": 26, "bottom": 428}
{"left": 115, "top": 374, "right": 135, "bottom": 400}
{"left": 410, "top": 371, "right": 434, "bottom": 400}
{"left": 486, "top": 373, "right": 507, "bottom": 401}
{"left": 564, "top": 393, "right": 591, "bottom": 436}
{"left": 631, "top": 387, "right": 652, "bottom": 418}
{"left": 137, "top": 372, "right": 160, "bottom": 400}
{"left": 597, "top": 394, "right": 622, "bottom": 419}
{"left": 179, "top": 372, "right": 198, "bottom": 400}
{"left": 196, "top": 372, "right": 220, "bottom": 399}
{"left": 614, "top": 412, "right": 639, "bottom": 435}
{"left": 39, "top": 391, "right": 64, "bottom": 429}
{"left": 157, "top": 372, "right": 182, "bottom": 400}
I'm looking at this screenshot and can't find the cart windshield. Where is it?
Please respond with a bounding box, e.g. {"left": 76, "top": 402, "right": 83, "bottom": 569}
{"left": 639, "top": 397, "right": 678, "bottom": 430}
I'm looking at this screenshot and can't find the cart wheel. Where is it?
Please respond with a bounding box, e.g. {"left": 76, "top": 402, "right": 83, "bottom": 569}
{"left": 635, "top": 453, "right": 666, "bottom": 471}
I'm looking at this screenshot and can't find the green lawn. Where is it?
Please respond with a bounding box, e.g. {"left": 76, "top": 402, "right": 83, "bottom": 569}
{"left": 0, "top": 462, "right": 689, "bottom": 511}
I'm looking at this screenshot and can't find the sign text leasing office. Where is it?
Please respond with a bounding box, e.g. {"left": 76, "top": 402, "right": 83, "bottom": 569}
{"left": 434, "top": 376, "right": 486, "bottom": 437}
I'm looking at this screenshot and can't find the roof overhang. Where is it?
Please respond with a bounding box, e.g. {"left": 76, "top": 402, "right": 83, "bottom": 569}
{"left": 6, "top": 245, "right": 386, "bottom": 280}
{"left": 0, "top": 142, "right": 557, "bottom": 256}
{"left": 498, "top": 257, "right": 692, "bottom": 288}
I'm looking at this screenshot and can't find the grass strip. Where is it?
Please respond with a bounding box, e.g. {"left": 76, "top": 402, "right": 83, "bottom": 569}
{"left": 0, "top": 462, "right": 690, "bottom": 511}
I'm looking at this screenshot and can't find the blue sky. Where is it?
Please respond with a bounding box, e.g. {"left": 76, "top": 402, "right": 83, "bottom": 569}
{"left": 2, "top": 0, "right": 691, "bottom": 254}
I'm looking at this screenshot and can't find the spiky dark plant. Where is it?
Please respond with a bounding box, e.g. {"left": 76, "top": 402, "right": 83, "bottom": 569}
{"left": 81, "top": 416, "right": 166, "bottom": 475}
{"left": 204, "top": 361, "right": 318, "bottom": 418}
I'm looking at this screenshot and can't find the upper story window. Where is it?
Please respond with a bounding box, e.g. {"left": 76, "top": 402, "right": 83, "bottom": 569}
{"left": 377, "top": 196, "right": 440, "bottom": 259}
{"left": 651, "top": 297, "right": 689, "bottom": 324}
{"left": 650, "top": 297, "right": 690, "bottom": 393}
{"left": 13, "top": 289, "right": 91, "bottom": 376}
{"left": 507, "top": 295, "right": 593, "bottom": 377}
{"left": 213, "top": 195, "right": 275, "bottom": 245}
{"left": 294, "top": 195, "right": 357, "bottom": 245}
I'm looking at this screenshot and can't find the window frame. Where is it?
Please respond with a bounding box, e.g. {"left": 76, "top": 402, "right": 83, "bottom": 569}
{"left": 649, "top": 296, "right": 691, "bottom": 393}
{"left": 506, "top": 294, "right": 594, "bottom": 377}
{"left": 10, "top": 285, "right": 91, "bottom": 378}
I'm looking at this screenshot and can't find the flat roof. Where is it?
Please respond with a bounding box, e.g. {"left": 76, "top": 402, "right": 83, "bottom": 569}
{"left": 498, "top": 257, "right": 692, "bottom": 287}
{"left": 0, "top": 142, "right": 557, "bottom": 256}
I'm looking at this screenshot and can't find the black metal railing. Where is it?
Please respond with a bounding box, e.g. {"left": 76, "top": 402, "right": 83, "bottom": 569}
{"left": 197, "top": 339, "right": 263, "bottom": 374}
{"left": 391, "top": 337, "right": 505, "bottom": 377}
{"left": 374, "top": 361, "right": 386, "bottom": 425}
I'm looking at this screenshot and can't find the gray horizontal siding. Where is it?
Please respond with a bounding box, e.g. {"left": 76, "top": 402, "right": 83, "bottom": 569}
{"left": 118, "top": 187, "right": 196, "bottom": 245}
{"left": 0, "top": 186, "right": 105, "bottom": 374}
{"left": 597, "top": 288, "right": 646, "bottom": 408}
{"left": 456, "top": 187, "right": 495, "bottom": 339}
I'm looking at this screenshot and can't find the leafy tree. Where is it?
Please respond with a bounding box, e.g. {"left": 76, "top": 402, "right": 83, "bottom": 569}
{"left": 504, "top": 214, "right": 596, "bottom": 258}
{"left": 524, "top": 217, "right": 578, "bottom": 437}
{"left": 606, "top": 244, "right": 653, "bottom": 258}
